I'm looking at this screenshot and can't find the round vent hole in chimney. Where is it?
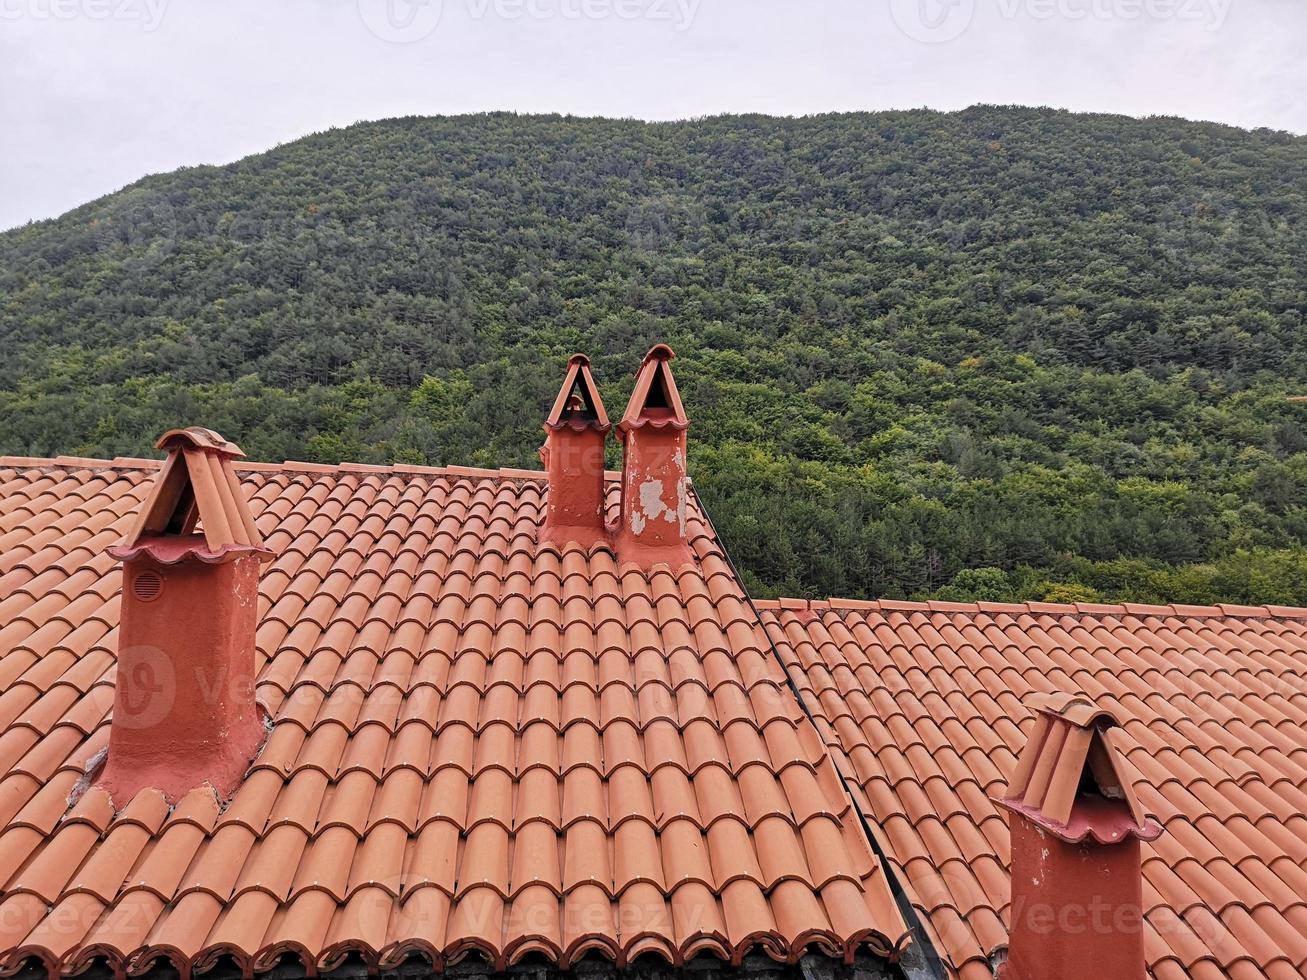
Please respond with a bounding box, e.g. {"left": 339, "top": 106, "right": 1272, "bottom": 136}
{"left": 133, "top": 570, "right": 164, "bottom": 602}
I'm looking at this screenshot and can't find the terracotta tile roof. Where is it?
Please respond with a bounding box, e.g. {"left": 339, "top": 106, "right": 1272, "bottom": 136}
{"left": 758, "top": 598, "right": 1307, "bottom": 980}
{"left": 0, "top": 457, "right": 907, "bottom": 979}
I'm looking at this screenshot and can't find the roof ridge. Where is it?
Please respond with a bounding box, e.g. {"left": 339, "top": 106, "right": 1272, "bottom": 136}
{"left": 760, "top": 595, "right": 1307, "bottom": 621}
{"left": 0, "top": 454, "right": 631, "bottom": 484}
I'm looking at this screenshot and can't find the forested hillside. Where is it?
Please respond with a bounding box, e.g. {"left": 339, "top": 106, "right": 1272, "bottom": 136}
{"left": 3, "top": 108, "right": 1307, "bottom": 604}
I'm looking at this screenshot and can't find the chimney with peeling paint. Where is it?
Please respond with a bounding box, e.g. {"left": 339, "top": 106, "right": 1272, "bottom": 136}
{"left": 99, "top": 427, "right": 272, "bottom": 804}
{"left": 614, "top": 344, "right": 692, "bottom": 569}
{"left": 540, "top": 353, "right": 611, "bottom": 549}
{"left": 995, "top": 693, "right": 1162, "bottom": 980}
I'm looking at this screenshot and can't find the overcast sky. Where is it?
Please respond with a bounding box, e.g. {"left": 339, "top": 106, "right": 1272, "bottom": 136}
{"left": 1, "top": 0, "right": 1303, "bottom": 231}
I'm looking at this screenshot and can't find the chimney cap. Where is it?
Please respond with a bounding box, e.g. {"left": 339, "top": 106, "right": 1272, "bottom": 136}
{"left": 619, "top": 344, "right": 689, "bottom": 432}
{"left": 1028, "top": 691, "right": 1119, "bottom": 729}
{"left": 545, "top": 353, "right": 611, "bottom": 433}
{"left": 156, "top": 426, "right": 246, "bottom": 458}
{"left": 995, "top": 692, "right": 1161, "bottom": 844}
{"left": 110, "top": 426, "right": 271, "bottom": 565}
{"left": 643, "top": 343, "right": 676, "bottom": 363}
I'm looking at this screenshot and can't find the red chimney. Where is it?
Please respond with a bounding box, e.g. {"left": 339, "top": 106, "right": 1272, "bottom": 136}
{"left": 99, "top": 427, "right": 272, "bottom": 805}
{"left": 614, "top": 344, "right": 692, "bottom": 569}
{"left": 539, "top": 354, "right": 611, "bottom": 550}
{"left": 995, "top": 694, "right": 1161, "bottom": 980}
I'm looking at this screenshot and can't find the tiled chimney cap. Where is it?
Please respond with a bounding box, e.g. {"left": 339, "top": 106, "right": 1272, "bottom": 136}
{"left": 1030, "top": 691, "right": 1118, "bottom": 728}
{"left": 619, "top": 344, "right": 689, "bottom": 432}
{"left": 996, "top": 692, "right": 1161, "bottom": 844}
{"left": 644, "top": 342, "right": 675, "bottom": 361}
{"left": 544, "top": 353, "right": 611, "bottom": 433}
{"left": 109, "top": 426, "right": 271, "bottom": 565}
{"left": 156, "top": 426, "right": 246, "bottom": 457}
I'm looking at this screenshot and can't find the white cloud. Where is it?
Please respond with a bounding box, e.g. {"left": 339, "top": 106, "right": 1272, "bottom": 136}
{"left": 1, "top": 0, "right": 1303, "bottom": 230}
